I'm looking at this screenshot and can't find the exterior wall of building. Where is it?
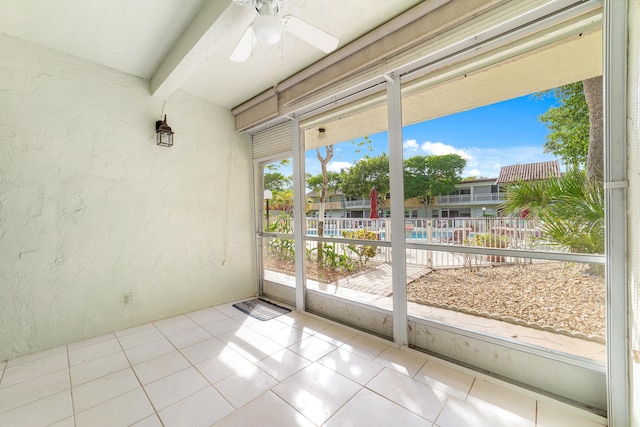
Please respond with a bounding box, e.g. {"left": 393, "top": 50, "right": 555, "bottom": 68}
{"left": 0, "top": 34, "right": 255, "bottom": 360}
{"left": 308, "top": 180, "right": 501, "bottom": 219}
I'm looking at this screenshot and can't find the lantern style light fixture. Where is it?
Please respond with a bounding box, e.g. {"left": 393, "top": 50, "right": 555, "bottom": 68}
{"left": 155, "top": 114, "right": 174, "bottom": 147}
{"left": 264, "top": 189, "right": 273, "bottom": 228}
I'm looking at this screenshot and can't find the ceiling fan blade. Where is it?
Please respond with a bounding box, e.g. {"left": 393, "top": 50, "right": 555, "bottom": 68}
{"left": 230, "top": 25, "right": 256, "bottom": 62}
{"left": 282, "top": 15, "right": 338, "bottom": 53}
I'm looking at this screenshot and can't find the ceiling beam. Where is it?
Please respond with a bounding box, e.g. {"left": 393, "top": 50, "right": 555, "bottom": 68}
{"left": 150, "top": 0, "right": 249, "bottom": 100}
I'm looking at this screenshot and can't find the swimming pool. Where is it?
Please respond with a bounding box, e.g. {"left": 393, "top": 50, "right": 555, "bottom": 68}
{"left": 306, "top": 229, "right": 453, "bottom": 240}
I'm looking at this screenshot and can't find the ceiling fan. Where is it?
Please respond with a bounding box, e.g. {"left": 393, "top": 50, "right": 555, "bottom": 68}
{"left": 230, "top": 0, "right": 339, "bottom": 62}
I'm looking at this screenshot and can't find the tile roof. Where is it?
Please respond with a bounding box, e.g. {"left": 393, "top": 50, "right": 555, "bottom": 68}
{"left": 496, "top": 160, "right": 561, "bottom": 184}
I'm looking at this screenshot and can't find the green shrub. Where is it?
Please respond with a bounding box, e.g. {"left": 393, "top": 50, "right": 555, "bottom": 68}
{"left": 342, "top": 229, "right": 378, "bottom": 264}
{"left": 306, "top": 244, "right": 356, "bottom": 271}
{"left": 468, "top": 233, "right": 510, "bottom": 248}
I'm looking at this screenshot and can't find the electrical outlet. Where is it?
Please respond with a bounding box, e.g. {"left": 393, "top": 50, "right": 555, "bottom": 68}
{"left": 124, "top": 292, "right": 134, "bottom": 305}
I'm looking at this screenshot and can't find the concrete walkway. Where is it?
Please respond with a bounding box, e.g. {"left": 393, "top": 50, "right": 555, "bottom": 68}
{"left": 328, "top": 263, "right": 431, "bottom": 296}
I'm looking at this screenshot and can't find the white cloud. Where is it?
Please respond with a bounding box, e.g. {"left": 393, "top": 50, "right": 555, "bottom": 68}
{"left": 403, "top": 139, "right": 419, "bottom": 152}
{"left": 419, "top": 141, "right": 471, "bottom": 160}
{"left": 328, "top": 161, "right": 352, "bottom": 172}
{"left": 460, "top": 146, "right": 561, "bottom": 178}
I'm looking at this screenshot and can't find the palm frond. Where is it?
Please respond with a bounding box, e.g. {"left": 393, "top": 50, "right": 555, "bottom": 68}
{"left": 500, "top": 169, "right": 604, "bottom": 254}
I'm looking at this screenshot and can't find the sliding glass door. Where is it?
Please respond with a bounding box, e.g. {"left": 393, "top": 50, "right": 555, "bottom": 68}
{"left": 253, "top": 0, "right": 610, "bottom": 413}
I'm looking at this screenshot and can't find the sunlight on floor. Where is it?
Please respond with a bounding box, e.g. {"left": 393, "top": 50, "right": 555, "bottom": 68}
{"left": 0, "top": 298, "right": 607, "bottom": 426}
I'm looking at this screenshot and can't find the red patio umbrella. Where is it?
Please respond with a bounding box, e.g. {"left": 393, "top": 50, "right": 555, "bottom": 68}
{"left": 369, "top": 187, "right": 379, "bottom": 219}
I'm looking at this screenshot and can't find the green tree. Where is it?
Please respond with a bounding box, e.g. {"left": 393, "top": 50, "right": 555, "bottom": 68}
{"left": 264, "top": 172, "right": 291, "bottom": 192}
{"left": 340, "top": 154, "right": 390, "bottom": 207}
{"left": 352, "top": 135, "right": 374, "bottom": 154}
{"left": 537, "top": 77, "right": 603, "bottom": 182}
{"left": 272, "top": 189, "right": 294, "bottom": 214}
{"left": 538, "top": 82, "right": 589, "bottom": 169}
{"left": 307, "top": 171, "right": 341, "bottom": 194}
{"left": 265, "top": 159, "right": 291, "bottom": 171}
{"left": 501, "top": 169, "right": 604, "bottom": 255}
{"left": 403, "top": 154, "right": 466, "bottom": 213}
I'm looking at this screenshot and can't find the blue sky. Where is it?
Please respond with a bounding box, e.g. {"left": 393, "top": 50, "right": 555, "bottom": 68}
{"left": 304, "top": 92, "right": 561, "bottom": 180}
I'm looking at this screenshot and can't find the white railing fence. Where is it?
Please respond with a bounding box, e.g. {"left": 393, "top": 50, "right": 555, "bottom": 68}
{"left": 265, "top": 216, "right": 557, "bottom": 269}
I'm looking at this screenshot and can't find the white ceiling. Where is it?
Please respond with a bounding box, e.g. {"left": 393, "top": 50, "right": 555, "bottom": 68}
{"left": 0, "top": 0, "right": 423, "bottom": 108}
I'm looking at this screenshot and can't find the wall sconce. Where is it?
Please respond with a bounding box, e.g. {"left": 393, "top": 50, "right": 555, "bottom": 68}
{"left": 155, "top": 114, "right": 174, "bottom": 147}
{"left": 318, "top": 127, "right": 326, "bottom": 140}
{"left": 264, "top": 189, "right": 273, "bottom": 229}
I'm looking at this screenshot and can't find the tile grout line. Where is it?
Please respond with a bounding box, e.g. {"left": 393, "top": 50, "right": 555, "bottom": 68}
{"left": 0, "top": 359, "right": 6, "bottom": 386}
{"left": 465, "top": 377, "right": 477, "bottom": 402}
{"left": 361, "top": 367, "right": 441, "bottom": 425}
{"left": 0, "top": 353, "right": 72, "bottom": 392}
{"left": 0, "top": 363, "right": 74, "bottom": 418}
{"left": 204, "top": 312, "right": 329, "bottom": 417}
{"left": 152, "top": 316, "right": 235, "bottom": 420}
{"left": 174, "top": 308, "right": 277, "bottom": 417}
{"left": 116, "top": 322, "right": 170, "bottom": 427}
{"left": 123, "top": 311, "right": 247, "bottom": 425}
{"left": 71, "top": 367, "right": 144, "bottom": 418}
{"left": 320, "top": 382, "right": 366, "bottom": 426}
{"left": 65, "top": 344, "right": 78, "bottom": 427}
{"left": 432, "top": 394, "right": 453, "bottom": 426}
{"left": 206, "top": 324, "right": 285, "bottom": 412}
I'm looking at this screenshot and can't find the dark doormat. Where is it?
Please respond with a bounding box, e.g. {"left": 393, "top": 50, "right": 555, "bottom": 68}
{"left": 232, "top": 298, "right": 292, "bottom": 321}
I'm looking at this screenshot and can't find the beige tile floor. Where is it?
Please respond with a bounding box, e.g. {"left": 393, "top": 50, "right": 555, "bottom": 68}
{"left": 268, "top": 269, "right": 607, "bottom": 362}
{"left": 0, "top": 299, "right": 607, "bottom": 427}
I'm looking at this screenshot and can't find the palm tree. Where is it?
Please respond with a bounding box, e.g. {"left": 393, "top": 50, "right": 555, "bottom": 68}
{"left": 501, "top": 169, "right": 604, "bottom": 255}
{"left": 272, "top": 190, "right": 294, "bottom": 214}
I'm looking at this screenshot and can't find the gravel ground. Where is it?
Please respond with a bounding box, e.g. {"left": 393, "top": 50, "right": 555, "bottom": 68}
{"left": 407, "top": 261, "right": 605, "bottom": 339}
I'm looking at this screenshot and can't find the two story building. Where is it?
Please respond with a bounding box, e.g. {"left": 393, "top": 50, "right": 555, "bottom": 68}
{"left": 305, "top": 160, "right": 560, "bottom": 219}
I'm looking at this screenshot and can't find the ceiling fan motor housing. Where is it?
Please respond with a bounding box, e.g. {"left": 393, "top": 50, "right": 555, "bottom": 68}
{"left": 255, "top": 0, "right": 279, "bottom": 14}
{"left": 253, "top": 0, "right": 281, "bottom": 44}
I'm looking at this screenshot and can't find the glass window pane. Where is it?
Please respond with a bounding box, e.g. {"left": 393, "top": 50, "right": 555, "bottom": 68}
{"left": 261, "top": 158, "right": 296, "bottom": 292}
{"left": 303, "top": 96, "right": 392, "bottom": 315}
{"left": 400, "top": 83, "right": 605, "bottom": 361}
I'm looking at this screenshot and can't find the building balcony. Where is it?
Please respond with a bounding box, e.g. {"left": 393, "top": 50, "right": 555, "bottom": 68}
{"left": 436, "top": 193, "right": 506, "bottom": 205}
{"left": 308, "top": 199, "right": 370, "bottom": 211}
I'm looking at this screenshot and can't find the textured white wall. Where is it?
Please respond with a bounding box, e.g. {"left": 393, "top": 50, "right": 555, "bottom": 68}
{"left": 0, "top": 34, "right": 256, "bottom": 361}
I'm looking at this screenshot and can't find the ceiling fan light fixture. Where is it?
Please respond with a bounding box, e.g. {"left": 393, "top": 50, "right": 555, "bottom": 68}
{"left": 253, "top": 14, "right": 281, "bottom": 44}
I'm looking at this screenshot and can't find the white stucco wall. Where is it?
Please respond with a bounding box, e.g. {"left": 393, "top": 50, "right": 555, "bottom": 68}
{"left": 0, "top": 34, "right": 256, "bottom": 361}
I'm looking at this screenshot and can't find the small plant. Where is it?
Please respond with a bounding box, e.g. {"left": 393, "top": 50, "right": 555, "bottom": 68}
{"left": 306, "top": 244, "right": 355, "bottom": 271}
{"left": 452, "top": 234, "right": 483, "bottom": 272}
{"left": 469, "top": 233, "right": 510, "bottom": 262}
{"left": 270, "top": 238, "right": 295, "bottom": 261}
{"left": 268, "top": 212, "right": 292, "bottom": 233}
{"left": 342, "top": 229, "right": 378, "bottom": 265}
{"left": 470, "top": 233, "right": 510, "bottom": 248}
{"left": 267, "top": 213, "right": 295, "bottom": 261}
